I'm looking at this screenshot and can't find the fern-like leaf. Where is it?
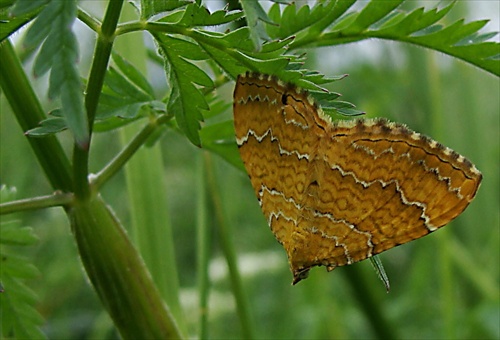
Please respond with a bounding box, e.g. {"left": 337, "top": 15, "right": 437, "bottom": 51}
{"left": 0, "top": 0, "right": 45, "bottom": 42}
{"left": 26, "top": 52, "right": 168, "bottom": 135}
{"left": 266, "top": 1, "right": 337, "bottom": 40}
{"left": 0, "top": 186, "right": 45, "bottom": 339}
{"left": 155, "top": 33, "right": 212, "bottom": 146}
{"left": 139, "top": 0, "right": 190, "bottom": 20}
{"left": 290, "top": 1, "right": 499, "bottom": 76}
{"left": 239, "top": 0, "right": 273, "bottom": 50}
{"left": 177, "top": 3, "right": 243, "bottom": 27}
{"left": 22, "top": 0, "right": 89, "bottom": 147}
{"left": 266, "top": 0, "right": 355, "bottom": 42}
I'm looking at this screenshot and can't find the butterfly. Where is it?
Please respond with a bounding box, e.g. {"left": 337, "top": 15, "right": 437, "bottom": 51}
{"left": 233, "top": 72, "right": 482, "bottom": 285}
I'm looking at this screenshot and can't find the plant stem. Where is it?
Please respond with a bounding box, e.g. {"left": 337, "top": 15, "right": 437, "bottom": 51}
{"left": 73, "top": 0, "right": 124, "bottom": 200}
{"left": 0, "top": 40, "right": 73, "bottom": 192}
{"left": 204, "top": 152, "right": 255, "bottom": 339}
{"left": 196, "top": 152, "right": 210, "bottom": 339}
{"left": 114, "top": 5, "right": 187, "bottom": 332}
{"left": 70, "top": 194, "right": 183, "bottom": 339}
{"left": 0, "top": 193, "right": 74, "bottom": 215}
{"left": 92, "top": 115, "right": 171, "bottom": 190}
{"left": 116, "top": 21, "right": 148, "bottom": 36}
{"left": 78, "top": 8, "right": 102, "bottom": 33}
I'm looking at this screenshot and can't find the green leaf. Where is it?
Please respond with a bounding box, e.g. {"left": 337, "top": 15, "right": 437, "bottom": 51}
{"left": 112, "top": 52, "right": 155, "bottom": 97}
{"left": 30, "top": 54, "right": 165, "bottom": 134}
{"left": 155, "top": 33, "right": 213, "bottom": 146}
{"left": 0, "top": 1, "right": 42, "bottom": 42}
{"left": 314, "top": 0, "right": 356, "bottom": 32}
{"left": 104, "top": 67, "right": 152, "bottom": 102}
{"left": 260, "top": 37, "right": 293, "bottom": 55}
{"left": 201, "top": 92, "right": 231, "bottom": 120}
{"left": 155, "top": 35, "right": 209, "bottom": 60}
{"left": 94, "top": 56, "right": 166, "bottom": 125}
{"left": 329, "top": 100, "right": 365, "bottom": 117}
{"left": 0, "top": 184, "right": 16, "bottom": 202}
{"left": 21, "top": 0, "right": 55, "bottom": 49}
{"left": 2, "top": 254, "right": 40, "bottom": 279}
{"left": 375, "top": 2, "right": 454, "bottom": 36}
{"left": 24, "top": 0, "right": 88, "bottom": 147}
{"left": 266, "top": 1, "right": 338, "bottom": 39}
{"left": 268, "top": 0, "right": 355, "bottom": 43}
{"left": 0, "top": 210, "right": 45, "bottom": 339}
{"left": 97, "top": 94, "right": 147, "bottom": 121}
{"left": 0, "top": 225, "right": 38, "bottom": 246}
{"left": 309, "top": 90, "right": 342, "bottom": 103}
{"left": 199, "top": 41, "right": 248, "bottom": 79}
{"left": 239, "top": 0, "right": 272, "bottom": 51}
{"left": 139, "top": 0, "right": 190, "bottom": 20}
{"left": 214, "top": 27, "right": 254, "bottom": 51}
{"left": 166, "top": 72, "right": 205, "bottom": 146}
{"left": 196, "top": 28, "right": 292, "bottom": 79}
{"left": 342, "top": 0, "right": 405, "bottom": 34}
{"left": 302, "top": 71, "right": 348, "bottom": 85}
{"left": 9, "top": 0, "right": 47, "bottom": 17}
{"left": 178, "top": 3, "right": 243, "bottom": 27}
{"left": 0, "top": 277, "right": 46, "bottom": 339}
{"left": 24, "top": 117, "right": 66, "bottom": 137}
{"left": 309, "top": 1, "right": 499, "bottom": 76}
{"left": 200, "top": 120, "right": 244, "bottom": 171}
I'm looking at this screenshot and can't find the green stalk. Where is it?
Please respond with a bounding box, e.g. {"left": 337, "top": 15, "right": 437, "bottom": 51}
{"left": 196, "top": 152, "right": 210, "bottom": 339}
{"left": 204, "top": 153, "right": 255, "bottom": 339}
{"left": 0, "top": 192, "right": 73, "bottom": 215}
{"left": 114, "top": 3, "right": 186, "bottom": 333}
{"left": 2, "top": 2, "right": 185, "bottom": 336}
{"left": 0, "top": 40, "right": 72, "bottom": 192}
{"left": 93, "top": 116, "right": 161, "bottom": 190}
{"left": 1, "top": 36, "right": 182, "bottom": 337}
{"left": 118, "top": 128, "right": 186, "bottom": 334}
{"left": 70, "top": 194, "right": 182, "bottom": 339}
{"left": 73, "top": 0, "right": 124, "bottom": 200}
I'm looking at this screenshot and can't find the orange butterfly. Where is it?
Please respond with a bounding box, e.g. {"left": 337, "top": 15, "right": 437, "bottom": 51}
{"left": 233, "top": 72, "right": 482, "bottom": 284}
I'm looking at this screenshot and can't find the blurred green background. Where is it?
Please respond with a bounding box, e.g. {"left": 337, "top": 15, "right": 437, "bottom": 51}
{"left": 1, "top": 1, "right": 499, "bottom": 339}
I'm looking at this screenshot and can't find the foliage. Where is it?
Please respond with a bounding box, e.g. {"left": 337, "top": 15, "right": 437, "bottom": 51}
{"left": 0, "top": 0, "right": 498, "bottom": 338}
{"left": 15, "top": 0, "right": 88, "bottom": 147}
{"left": 0, "top": 186, "right": 45, "bottom": 339}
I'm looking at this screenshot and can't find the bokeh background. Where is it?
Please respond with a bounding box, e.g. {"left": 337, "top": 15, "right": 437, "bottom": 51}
{"left": 1, "top": 1, "right": 498, "bottom": 339}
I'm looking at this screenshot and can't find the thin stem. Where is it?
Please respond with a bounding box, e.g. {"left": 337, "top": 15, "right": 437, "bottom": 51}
{"left": 116, "top": 21, "right": 148, "bottom": 36}
{"left": 73, "top": 0, "right": 124, "bottom": 199}
{"left": 92, "top": 115, "right": 171, "bottom": 190}
{"left": 204, "top": 153, "right": 255, "bottom": 339}
{"left": 78, "top": 8, "right": 102, "bottom": 33}
{"left": 196, "top": 152, "right": 210, "bottom": 339}
{"left": 0, "top": 193, "right": 74, "bottom": 215}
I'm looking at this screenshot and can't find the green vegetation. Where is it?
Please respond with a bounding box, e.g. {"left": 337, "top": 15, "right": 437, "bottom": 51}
{"left": 0, "top": 1, "right": 498, "bottom": 338}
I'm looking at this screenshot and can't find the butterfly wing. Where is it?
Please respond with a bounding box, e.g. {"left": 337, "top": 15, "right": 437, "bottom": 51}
{"left": 298, "top": 119, "right": 482, "bottom": 277}
{"left": 233, "top": 72, "right": 482, "bottom": 284}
